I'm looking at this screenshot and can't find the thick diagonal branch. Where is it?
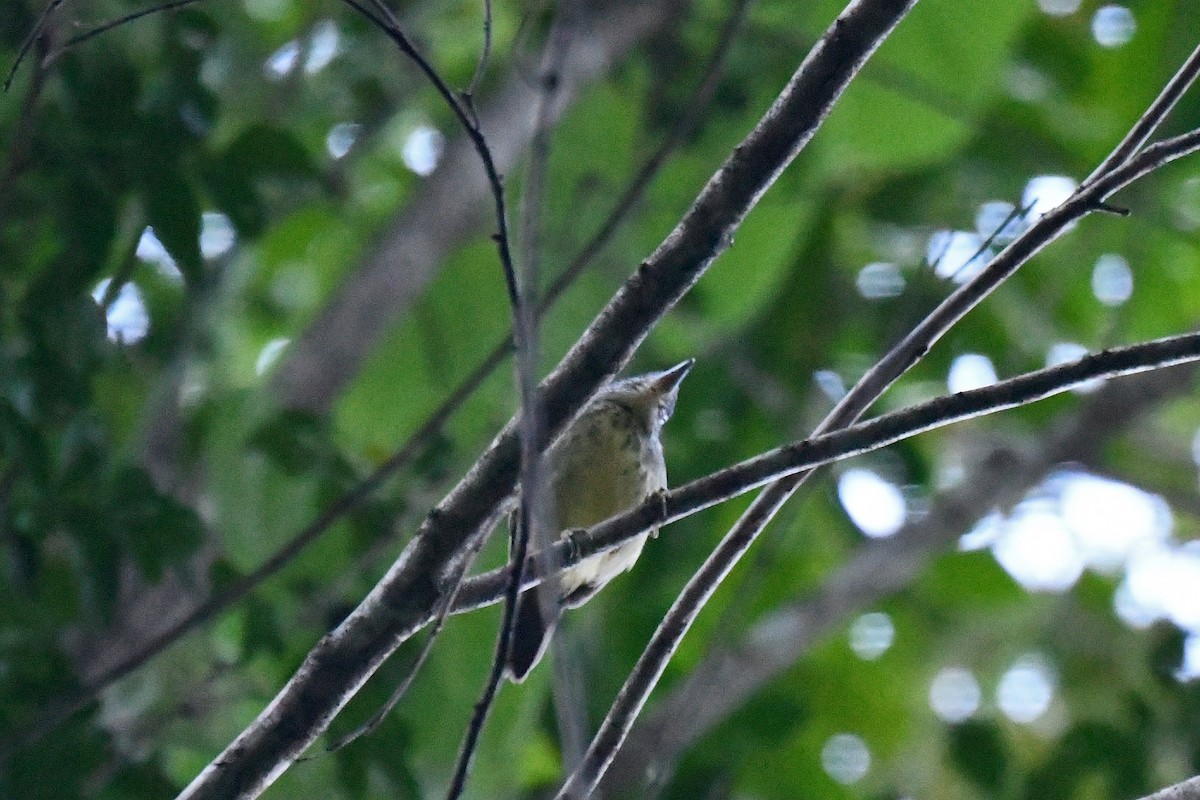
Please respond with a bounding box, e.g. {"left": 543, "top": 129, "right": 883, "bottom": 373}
{"left": 176, "top": 2, "right": 919, "bottom": 798}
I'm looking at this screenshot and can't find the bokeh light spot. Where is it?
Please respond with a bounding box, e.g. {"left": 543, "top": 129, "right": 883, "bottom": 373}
{"left": 1092, "top": 5, "right": 1135, "bottom": 47}
{"left": 839, "top": 469, "right": 906, "bottom": 538}
{"left": 200, "top": 211, "right": 236, "bottom": 260}
{"left": 948, "top": 353, "right": 997, "bottom": 393}
{"left": 849, "top": 612, "right": 895, "bottom": 660}
{"left": 327, "top": 122, "right": 361, "bottom": 159}
{"left": 256, "top": 338, "right": 291, "bottom": 377}
{"left": 992, "top": 502, "right": 1084, "bottom": 592}
{"left": 930, "top": 666, "right": 981, "bottom": 723}
{"left": 997, "top": 655, "right": 1055, "bottom": 723}
{"left": 1091, "top": 253, "right": 1133, "bottom": 306}
{"left": 1039, "top": 0, "right": 1081, "bottom": 15}
{"left": 856, "top": 262, "right": 905, "bottom": 299}
{"left": 821, "top": 734, "right": 870, "bottom": 784}
{"left": 92, "top": 280, "right": 150, "bottom": 344}
{"left": 928, "top": 230, "right": 988, "bottom": 283}
{"left": 1023, "top": 175, "right": 1077, "bottom": 219}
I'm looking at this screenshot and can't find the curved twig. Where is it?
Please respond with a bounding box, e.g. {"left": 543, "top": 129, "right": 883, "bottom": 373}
{"left": 339, "top": 0, "right": 520, "bottom": 312}
{"left": 50, "top": 0, "right": 207, "bottom": 57}
{"left": 316, "top": 504, "right": 507, "bottom": 756}
{"left": 464, "top": 0, "right": 493, "bottom": 100}
{"left": 1085, "top": 42, "right": 1200, "bottom": 185}
{"left": 2, "top": 0, "right": 64, "bottom": 91}
{"left": 0, "top": 31, "right": 50, "bottom": 224}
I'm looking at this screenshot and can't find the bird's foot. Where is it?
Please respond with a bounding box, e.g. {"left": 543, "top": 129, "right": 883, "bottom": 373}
{"left": 563, "top": 527, "right": 589, "bottom": 562}
{"left": 650, "top": 489, "right": 669, "bottom": 537}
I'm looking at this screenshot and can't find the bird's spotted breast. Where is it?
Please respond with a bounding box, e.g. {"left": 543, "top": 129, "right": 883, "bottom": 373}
{"left": 548, "top": 401, "right": 665, "bottom": 601}
{"left": 505, "top": 359, "right": 691, "bottom": 681}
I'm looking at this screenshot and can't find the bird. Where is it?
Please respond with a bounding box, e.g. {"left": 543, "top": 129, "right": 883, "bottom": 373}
{"left": 505, "top": 359, "right": 694, "bottom": 682}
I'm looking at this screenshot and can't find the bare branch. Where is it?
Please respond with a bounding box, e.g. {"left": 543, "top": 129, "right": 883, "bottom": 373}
{"left": 2, "top": 0, "right": 64, "bottom": 92}
{"left": 48, "top": 0, "right": 207, "bottom": 56}
{"left": 318, "top": 502, "right": 507, "bottom": 756}
{"left": 452, "top": 331, "right": 1200, "bottom": 618}
{"left": 337, "top": 0, "right": 520, "bottom": 313}
{"left": 1098, "top": 128, "right": 1200, "bottom": 194}
{"left": 445, "top": 3, "right": 576, "bottom": 795}
{"left": 0, "top": 30, "right": 50, "bottom": 224}
{"left": 464, "top": 0, "right": 493, "bottom": 100}
{"left": 1138, "top": 775, "right": 1200, "bottom": 800}
{"left": 1085, "top": 42, "right": 1200, "bottom": 184}
{"left": 176, "top": 1, "right": 920, "bottom": 796}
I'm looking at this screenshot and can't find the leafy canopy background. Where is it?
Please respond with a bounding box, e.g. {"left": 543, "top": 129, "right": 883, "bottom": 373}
{"left": 2, "top": 0, "right": 1200, "bottom": 798}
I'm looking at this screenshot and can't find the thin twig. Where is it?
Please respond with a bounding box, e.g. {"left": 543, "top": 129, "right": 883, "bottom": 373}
{"left": 317, "top": 505, "right": 507, "bottom": 755}
{"left": 339, "top": 0, "right": 402, "bottom": 45}
{"left": 554, "top": 38, "right": 1200, "bottom": 797}
{"left": 338, "top": 0, "right": 520, "bottom": 312}
{"left": 1085, "top": 43, "right": 1200, "bottom": 185}
{"left": 40, "top": 0, "right": 210, "bottom": 68}
{"left": 930, "top": 199, "right": 1034, "bottom": 281}
{"left": 1098, "top": 128, "right": 1200, "bottom": 194}
{"left": 464, "top": 0, "right": 493, "bottom": 100}
{"left": 445, "top": 3, "right": 573, "bottom": 795}
{"left": 0, "top": 35, "right": 50, "bottom": 224}
{"left": 3, "top": 0, "right": 64, "bottom": 91}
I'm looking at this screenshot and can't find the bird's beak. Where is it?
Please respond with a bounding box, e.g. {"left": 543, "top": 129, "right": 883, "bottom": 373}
{"left": 652, "top": 358, "right": 695, "bottom": 396}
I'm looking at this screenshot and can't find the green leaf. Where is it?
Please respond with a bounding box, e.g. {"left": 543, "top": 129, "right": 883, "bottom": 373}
{"left": 948, "top": 720, "right": 1008, "bottom": 792}
{"left": 107, "top": 466, "right": 205, "bottom": 582}
{"left": 141, "top": 171, "right": 204, "bottom": 283}
{"left": 224, "top": 125, "right": 317, "bottom": 179}
{"left": 246, "top": 409, "right": 334, "bottom": 476}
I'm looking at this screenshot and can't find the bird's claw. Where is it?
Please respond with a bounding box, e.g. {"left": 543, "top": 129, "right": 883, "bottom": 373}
{"left": 563, "top": 527, "right": 588, "bottom": 561}
{"left": 650, "top": 489, "right": 669, "bottom": 537}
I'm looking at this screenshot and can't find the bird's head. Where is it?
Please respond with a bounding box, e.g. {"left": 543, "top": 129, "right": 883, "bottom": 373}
{"left": 597, "top": 358, "right": 694, "bottom": 433}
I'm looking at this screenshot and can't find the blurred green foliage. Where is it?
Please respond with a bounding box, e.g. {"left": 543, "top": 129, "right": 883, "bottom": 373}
{"left": 3, "top": 0, "right": 1200, "bottom": 798}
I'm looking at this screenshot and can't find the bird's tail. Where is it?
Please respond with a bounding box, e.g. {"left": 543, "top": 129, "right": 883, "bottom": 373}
{"left": 505, "top": 590, "right": 558, "bottom": 682}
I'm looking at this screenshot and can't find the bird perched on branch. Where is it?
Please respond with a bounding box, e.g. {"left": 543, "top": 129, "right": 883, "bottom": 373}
{"left": 505, "top": 359, "right": 694, "bottom": 682}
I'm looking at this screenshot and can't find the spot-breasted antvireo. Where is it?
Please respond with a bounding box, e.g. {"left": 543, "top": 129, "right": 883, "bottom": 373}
{"left": 506, "top": 359, "right": 694, "bottom": 682}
